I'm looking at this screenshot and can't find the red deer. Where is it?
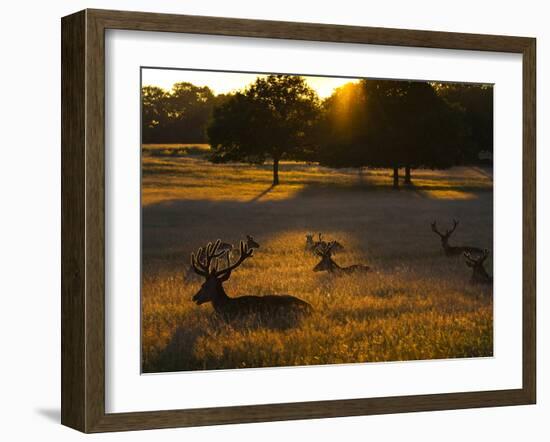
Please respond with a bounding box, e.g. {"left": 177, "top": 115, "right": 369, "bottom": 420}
{"left": 431, "top": 220, "right": 483, "bottom": 256}
{"left": 464, "top": 249, "right": 493, "bottom": 285}
{"left": 313, "top": 241, "right": 370, "bottom": 275}
{"left": 306, "top": 233, "right": 344, "bottom": 254}
{"left": 190, "top": 240, "right": 312, "bottom": 324}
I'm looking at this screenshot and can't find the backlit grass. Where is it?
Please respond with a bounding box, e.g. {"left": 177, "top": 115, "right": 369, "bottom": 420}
{"left": 141, "top": 144, "right": 493, "bottom": 373}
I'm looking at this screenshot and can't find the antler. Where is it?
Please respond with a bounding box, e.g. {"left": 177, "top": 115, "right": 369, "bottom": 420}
{"left": 463, "top": 251, "right": 476, "bottom": 266}
{"left": 447, "top": 219, "right": 459, "bottom": 236}
{"left": 479, "top": 248, "right": 489, "bottom": 263}
{"left": 214, "top": 241, "right": 254, "bottom": 279}
{"left": 430, "top": 221, "right": 443, "bottom": 237}
{"left": 463, "top": 249, "right": 489, "bottom": 266}
{"left": 316, "top": 240, "right": 335, "bottom": 257}
{"left": 431, "top": 220, "right": 458, "bottom": 238}
{"left": 190, "top": 239, "right": 226, "bottom": 277}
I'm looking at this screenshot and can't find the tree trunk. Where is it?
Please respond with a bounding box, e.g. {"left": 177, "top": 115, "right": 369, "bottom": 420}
{"left": 273, "top": 157, "right": 280, "bottom": 185}
{"left": 404, "top": 166, "right": 412, "bottom": 185}
{"left": 392, "top": 166, "right": 399, "bottom": 189}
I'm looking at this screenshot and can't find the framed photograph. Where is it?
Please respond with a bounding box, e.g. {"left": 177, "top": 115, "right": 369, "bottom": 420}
{"left": 61, "top": 9, "right": 536, "bottom": 433}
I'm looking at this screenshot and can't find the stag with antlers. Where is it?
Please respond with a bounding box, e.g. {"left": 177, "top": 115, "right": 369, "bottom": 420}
{"left": 464, "top": 249, "right": 493, "bottom": 285}
{"left": 190, "top": 239, "right": 312, "bottom": 324}
{"left": 305, "top": 233, "right": 344, "bottom": 254}
{"left": 430, "top": 219, "right": 483, "bottom": 257}
{"left": 313, "top": 241, "right": 369, "bottom": 275}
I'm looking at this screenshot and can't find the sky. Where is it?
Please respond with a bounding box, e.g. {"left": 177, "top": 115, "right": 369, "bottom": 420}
{"left": 141, "top": 68, "right": 357, "bottom": 99}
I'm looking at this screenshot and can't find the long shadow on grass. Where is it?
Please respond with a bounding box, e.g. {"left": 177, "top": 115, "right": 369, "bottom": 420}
{"left": 143, "top": 317, "right": 214, "bottom": 373}
{"left": 248, "top": 184, "right": 276, "bottom": 202}
{"left": 144, "top": 313, "right": 306, "bottom": 373}
{"left": 142, "top": 183, "right": 493, "bottom": 272}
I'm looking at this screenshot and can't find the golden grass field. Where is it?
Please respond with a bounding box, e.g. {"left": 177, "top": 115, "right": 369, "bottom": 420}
{"left": 141, "top": 144, "right": 493, "bottom": 373}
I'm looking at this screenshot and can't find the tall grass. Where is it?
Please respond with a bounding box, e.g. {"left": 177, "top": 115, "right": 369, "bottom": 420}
{"left": 141, "top": 144, "right": 493, "bottom": 373}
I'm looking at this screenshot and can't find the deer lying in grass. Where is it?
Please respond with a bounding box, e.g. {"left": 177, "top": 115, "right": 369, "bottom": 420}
{"left": 313, "top": 241, "right": 370, "bottom": 275}
{"left": 191, "top": 240, "right": 312, "bottom": 324}
{"left": 464, "top": 249, "right": 493, "bottom": 285}
{"left": 318, "top": 233, "right": 344, "bottom": 253}
{"left": 305, "top": 233, "right": 344, "bottom": 254}
{"left": 431, "top": 220, "right": 483, "bottom": 257}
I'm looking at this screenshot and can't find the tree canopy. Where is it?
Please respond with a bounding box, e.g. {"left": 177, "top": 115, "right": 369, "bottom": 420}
{"left": 207, "top": 74, "right": 321, "bottom": 185}
{"left": 141, "top": 82, "right": 225, "bottom": 143}
{"left": 318, "top": 79, "right": 464, "bottom": 187}
{"left": 435, "top": 83, "right": 493, "bottom": 164}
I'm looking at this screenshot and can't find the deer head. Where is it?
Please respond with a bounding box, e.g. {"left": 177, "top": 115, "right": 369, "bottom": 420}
{"left": 463, "top": 249, "right": 487, "bottom": 267}
{"left": 464, "top": 249, "right": 492, "bottom": 284}
{"left": 191, "top": 240, "right": 254, "bottom": 305}
{"left": 431, "top": 219, "right": 459, "bottom": 246}
{"left": 313, "top": 241, "right": 336, "bottom": 272}
{"left": 246, "top": 235, "right": 260, "bottom": 249}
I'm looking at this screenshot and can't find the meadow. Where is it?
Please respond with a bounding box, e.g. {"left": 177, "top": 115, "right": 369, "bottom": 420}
{"left": 141, "top": 144, "right": 493, "bottom": 373}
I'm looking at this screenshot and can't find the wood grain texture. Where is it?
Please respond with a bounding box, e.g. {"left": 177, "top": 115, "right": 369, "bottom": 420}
{"left": 89, "top": 8, "right": 532, "bottom": 52}
{"left": 61, "top": 10, "right": 86, "bottom": 432}
{"left": 85, "top": 9, "right": 107, "bottom": 432}
{"left": 60, "top": 8, "right": 537, "bottom": 433}
{"left": 522, "top": 38, "right": 536, "bottom": 403}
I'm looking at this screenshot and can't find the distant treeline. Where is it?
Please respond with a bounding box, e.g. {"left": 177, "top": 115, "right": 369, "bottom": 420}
{"left": 142, "top": 83, "right": 230, "bottom": 143}
{"left": 142, "top": 76, "right": 492, "bottom": 187}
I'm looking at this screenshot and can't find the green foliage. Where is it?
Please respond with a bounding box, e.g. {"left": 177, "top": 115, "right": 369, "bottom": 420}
{"left": 142, "top": 85, "right": 169, "bottom": 139}
{"left": 318, "top": 80, "right": 463, "bottom": 172}
{"left": 435, "top": 83, "right": 493, "bottom": 163}
{"left": 141, "top": 82, "right": 226, "bottom": 143}
{"left": 207, "top": 75, "right": 321, "bottom": 184}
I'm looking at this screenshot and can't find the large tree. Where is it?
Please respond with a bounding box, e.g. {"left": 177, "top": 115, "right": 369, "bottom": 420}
{"left": 207, "top": 75, "right": 321, "bottom": 185}
{"left": 318, "top": 79, "right": 462, "bottom": 188}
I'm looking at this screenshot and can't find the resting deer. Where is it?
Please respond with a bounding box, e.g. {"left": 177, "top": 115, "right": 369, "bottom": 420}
{"left": 246, "top": 235, "right": 260, "bottom": 249}
{"left": 464, "top": 249, "right": 493, "bottom": 285}
{"left": 313, "top": 241, "right": 370, "bottom": 275}
{"left": 431, "top": 220, "right": 483, "bottom": 256}
{"left": 305, "top": 233, "right": 343, "bottom": 254}
{"left": 190, "top": 240, "right": 312, "bottom": 324}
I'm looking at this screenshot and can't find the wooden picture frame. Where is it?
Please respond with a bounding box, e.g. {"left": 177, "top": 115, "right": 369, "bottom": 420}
{"left": 61, "top": 8, "right": 536, "bottom": 433}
